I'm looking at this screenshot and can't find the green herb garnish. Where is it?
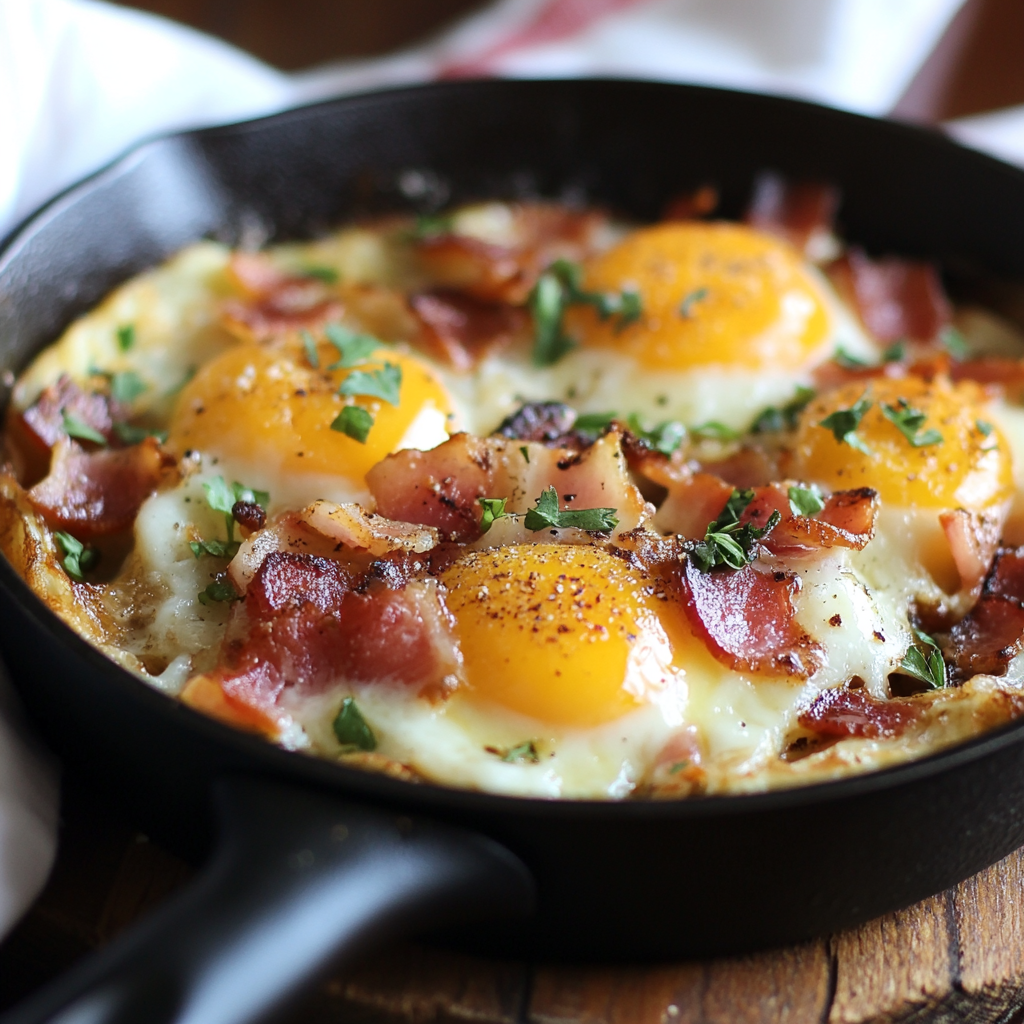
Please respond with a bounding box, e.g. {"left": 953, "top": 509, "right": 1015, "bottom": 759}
{"left": 940, "top": 325, "right": 970, "bottom": 361}
{"left": 788, "top": 485, "right": 825, "bottom": 517}
{"left": 478, "top": 497, "right": 510, "bottom": 533}
{"left": 333, "top": 697, "right": 377, "bottom": 751}
{"left": 897, "top": 628, "right": 947, "bottom": 689}
{"left": 110, "top": 371, "right": 147, "bottom": 404}
{"left": 688, "top": 488, "right": 781, "bottom": 572}
{"left": 835, "top": 346, "right": 870, "bottom": 369}
{"left": 198, "top": 580, "right": 240, "bottom": 606}
{"left": 819, "top": 398, "right": 873, "bottom": 455}
{"left": 690, "top": 421, "right": 740, "bottom": 442}
{"left": 331, "top": 405, "right": 374, "bottom": 443}
{"left": 502, "top": 740, "right": 539, "bottom": 763}
{"left": 881, "top": 399, "right": 943, "bottom": 448}
{"left": 116, "top": 324, "right": 135, "bottom": 352}
{"left": 190, "top": 538, "right": 241, "bottom": 560}
{"left": 301, "top": 329, "right": 319, "bottom": 369}
{"left": 113, "top": 423, "right": 168, "bottom": 445}
{"left": 519, "top": 445, "right": 530, "bottom": 463}
{"left": 339, "top": 362, "right": 402, "bottom": 406}
{"left": 883, "top": 341, "right": 906, "bottom": 363}
{"left": 976, "top": 419, "right": 994, "bottom": 437}
{"left": 626, "top": 413, "right": 686, "bottom": 455}
{"left": 574, "top": 411, "right": 618, "bottom": 436}
{"left": 412, "top": 213, "right": 454, "bottom": 239}
{"left": 54, "top": 531, "right": 98, "bottom": 581}
{"left": 679, "top": 287, "right": 709, "bottom": 319}
{"left": 523, "top": 486, "right": 618, "bottom": 533}
{"left": 751, "top": 386, "right": 815, "bottom": 433}
{"left": 62, "top": 411, "right": 107, "bottom": 446}
{"left": 302, "top": 265, "right": 338, "bottom": 283}
{"left": 203, "top": 476, "right": 269, "bottom": 544}
{"left": 324, "top": 324, "right": 379, "bottom": 369}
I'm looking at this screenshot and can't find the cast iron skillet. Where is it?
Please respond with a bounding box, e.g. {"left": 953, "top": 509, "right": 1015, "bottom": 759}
{"left": 4, "top": 79, "right": 1024, "bottom": 1024}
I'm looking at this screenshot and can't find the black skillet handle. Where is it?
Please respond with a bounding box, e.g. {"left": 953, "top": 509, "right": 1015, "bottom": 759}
{"left": 1, "top": 777, "right": 535, "bottom": 1024}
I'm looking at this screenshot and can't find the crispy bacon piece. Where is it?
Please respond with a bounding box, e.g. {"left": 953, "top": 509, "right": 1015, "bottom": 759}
{"left": 367, "top": 433, "right": 493, "bottom": 543}
{"left": 222, "top": 252, "right": 342, "bottom": 342}
{"left": 828, "top": 249, "right": 951, "bottom": 343}
{"left": 948, "top": 547, "right": 1024, "bottom": 677}
{"left": 655, "top": 472, "right": 734, "bottom": 540}
{"left": 300, "top": 500, "right": 439, "bottom": 556}
{"left": 416, "top": 203, "right": 606, "bottom": 304}
{"left": 410, "top": 290, "right": 526, "bottom": 370}
{"left": 28, "top": 437, "right": 169, "bottom": 538}
{"left": 212, "top": 552, "right": 460, "bottom": 719}
{"left": 495, "top": 401, "right": 593, "bottom": 451}
{"left": 950, "top": 356, "right": 1024, "bottom": 400}
{"left": 940, "top": 508, "right": 1005, "bottom": 594}
{"left": 680, "top": 558, "right": 823, "bottom": 677}
{"left": 798, "top": 686, "right": 922, "bottom": 739}
{"left": 742, "top": 485, "right": 878, "bottom": 553}
{"left": 745, "top": 173, "right": 840, "bottom": 256}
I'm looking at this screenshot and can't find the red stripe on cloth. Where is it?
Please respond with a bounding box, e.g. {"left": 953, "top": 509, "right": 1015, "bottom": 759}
{"left": 438, "top": 0, "right": 650, "bottom": 79}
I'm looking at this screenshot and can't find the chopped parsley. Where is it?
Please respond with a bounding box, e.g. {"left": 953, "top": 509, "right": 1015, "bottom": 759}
{"left": 190, "top": 538, "right": 240, "bottom": 560}
{"left": 688, "top": 488, "right": 780, "bottom": 572}
{"left": 301, "top": 329, "right": 319, "bottom": 369}
{"left": 626, "top": 413, "right": 686, "bottom": 455}
{"left": 339, "top": 362, "right": 402, "bottom": 406}
{"left": 54, "top": 531, "right": 98, "bottom": 581}
{"left": 751, "top": 386, "right": 815, "bottom": 434}
{"left": 62, "top": 410, "right": 107, "bottom": 446}
{"left": 679, "top": 287, "right": 709, "bottom": 319}
{"left": 939, "top": 325, "right": 970, "bottom": 361}
{"left": 478, "top": 497, "right": 510, "bottom": 533}
{"left": 530, "top": 259, "right": 643, "bottom": 366}
{"left": 819, "top": 398, "right": 872, "bottom": 455}
{"left": 113, "top": 423, "right": 167, "bottom": 445}
{"left": 333, "top": 697, "right": 377, "bottom": 751}
{"left": 788, "top": 485, "right": 825, "bottom": 517}
{"left": 519, "top": 445, "right": 530, "bottom": 463}
{"left": 897, "top": 628, "right": 947, "bottom": 689}
{"left": 116, "top": 324, "right": 135, "bottom": 352}
{"left": 976, "top": 419, "right": 994, "bottom": 437}
{"left": 690, "top": 421, "right": 740, "bottom": 442}
{"left": 881, "top": 399, "right": 942, "bottom": 448}
{"left": 90, "top": 367, "right": 148, "bottom": 403}
{"left": 324, "top": 324, "right": 379, "bottom": 369}
{"left": 203, "top": 476, "right": 269, "bottom": 544}
{"left": 412, "top": 212, "right": 454, "bottom": 239}
{"left": 523, "top": 486, "right": 618, "bottom": 533}
{"left": 198, "top": 580, "right": 240, "bottom": 606}
{"left": 574, "top": 411, "right": 618, "bottom": 435}
{"left": 331, "top": 405, "right": 374, "bottom": 443}
{"left": 834, "top": 346, "right": 870, "bottom": 369}
{"left": 882, "top": 341, "right": 906, "bottom": 363}
{"left": 501, "top": 740, "right": 540, "bottom": 764}
{"left": 302, "top": 265, "right": 339, "bottom": 283}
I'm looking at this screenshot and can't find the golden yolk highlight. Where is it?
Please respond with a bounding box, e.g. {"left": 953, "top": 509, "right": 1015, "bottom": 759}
{"left": 167, "top": 344, "right": 453, "bottom": 485}
{"left": 565, "top": 222, "right": 831, "bottom": 370}
{"left": 440, "top": 544, "right": 689, "bottom": 727}
{"left": 792, "top": 376, "right": 1012, "bottom": 510}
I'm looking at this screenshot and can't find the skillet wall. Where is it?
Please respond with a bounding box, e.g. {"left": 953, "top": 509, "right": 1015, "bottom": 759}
{"left": 5, "top": 80, "right": 1024, "bottom": 960}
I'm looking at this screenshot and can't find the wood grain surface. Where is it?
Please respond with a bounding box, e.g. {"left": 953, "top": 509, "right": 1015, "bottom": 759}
{"left": 5, "top": 780, "right": 1024, "bottom": 1023}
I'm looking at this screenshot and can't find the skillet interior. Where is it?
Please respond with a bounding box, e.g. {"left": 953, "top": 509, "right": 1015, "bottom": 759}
{"left": 4, "top": 79, "right": 1024, "bottom": 959}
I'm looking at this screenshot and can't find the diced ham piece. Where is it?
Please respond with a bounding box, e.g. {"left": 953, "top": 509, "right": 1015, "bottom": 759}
{"left": 948, "top": 547, "right": 1024, "bottom": 677}
{"left": 410, "top": 290, "right": 526, "bottom": 370}
{"left": 209, "top": 552, "right": 461, "bottom": 721}
{"left": 798, "top": 686, "right": 922, "bottom": 739}
{"left": 745, "top": 173, "right": 840, "bottom": 258}
{"left": 940, "top": 507, "right": 1005, "bottom": 593}
{"left": 680, "top": 558, "right": 823, "bottom": 678}
{"left": 20, "top": 374, "right": 121, "bottom": 452}
{"left": 828, "top": 249, "right": 951, "bottom": 343}
{"left": 28, "top": 437, "right": 169, "bottom": 538}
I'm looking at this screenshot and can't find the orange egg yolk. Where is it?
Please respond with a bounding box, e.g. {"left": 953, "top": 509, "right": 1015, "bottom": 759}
{"left": 792, "top": 376, "right": 1012, "bottom": 510}
{"left": 565, "top": 222, "right": 831, "bottom": 370}
{"left": 440, "top": 544, "right": 693, "bottom": 727}
{"left": 167, "top": 343, "right": 453, "bottom": 486}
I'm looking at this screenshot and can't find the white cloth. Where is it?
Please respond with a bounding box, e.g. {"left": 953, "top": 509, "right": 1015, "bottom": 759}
{"left": 1, "top": 0, "right": 1005, "bottom": 939}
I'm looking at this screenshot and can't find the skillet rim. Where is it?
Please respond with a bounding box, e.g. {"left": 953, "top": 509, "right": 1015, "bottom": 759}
{"left": 4, "top": 76, "right": 1024, "bottom": 823}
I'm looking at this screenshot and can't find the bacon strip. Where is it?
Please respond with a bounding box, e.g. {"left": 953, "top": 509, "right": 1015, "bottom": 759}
{"left": 742, "top": 485, "right": 878, "bottom": 554}
{"left": 798, "top": 686, "right": 921, "bottom": 739}
{"left": 948, "top": 547, "right": 1024, "bottom": 677}
{"left": 681, "top": 559, "right": 823, "bottom": 677}
{"left": 745, "top": 173, "right": 840, "bottom": 257}
{"left": 410, "top": 290, "right": 525, "bottom": 370}
{"left": 28, "top": 437, "right": 169, "bottom": 538}
{"left": 828, "top": 249, "right": 951, "bottom": 343}
{"left": 940, "top": 508, "right": 1004, "bottom": 594}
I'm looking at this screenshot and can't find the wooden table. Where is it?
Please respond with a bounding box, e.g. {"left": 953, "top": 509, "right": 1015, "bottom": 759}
{"left": 4, "top": 779, "right": 1024, "bottom": 1023}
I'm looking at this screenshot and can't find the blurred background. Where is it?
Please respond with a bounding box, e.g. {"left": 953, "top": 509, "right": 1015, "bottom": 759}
{"left": 110, "top": 0, "right": 1024, "bottom": 122}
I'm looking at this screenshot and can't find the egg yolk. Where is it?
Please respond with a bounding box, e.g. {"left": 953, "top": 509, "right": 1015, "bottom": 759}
{"left": 565, "top": 222, "right": 831, "bottom": 370}
{"left": 167, "top": 344, "right": 453, "bottom": 486}
{"left": 440, "top": 544, "right": 692, "bottom": 727}
{"left": 792, "top": 375, "right": 1012, "bottom": 510}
